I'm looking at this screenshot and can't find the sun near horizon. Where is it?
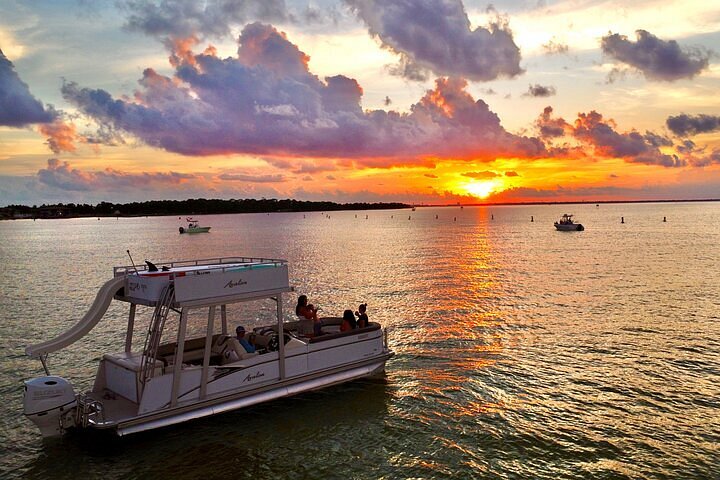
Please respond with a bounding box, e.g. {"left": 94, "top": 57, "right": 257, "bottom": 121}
{"left": 464, "top": 180, "right": 501, "bottom": 199}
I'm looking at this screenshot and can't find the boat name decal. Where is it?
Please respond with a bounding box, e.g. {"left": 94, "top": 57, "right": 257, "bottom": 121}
{"left": 243, "top": 371, "right": 265, "bottom": 383}
{"left": 224, "top": 278, "right": 248, "bottom": 289}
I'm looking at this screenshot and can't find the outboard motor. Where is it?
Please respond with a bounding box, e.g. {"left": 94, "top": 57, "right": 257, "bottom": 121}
{"left": 24, "top": 376, "right": 77, "bottom": 437}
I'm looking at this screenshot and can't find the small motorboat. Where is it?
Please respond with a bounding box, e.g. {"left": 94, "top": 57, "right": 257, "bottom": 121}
{"left": 554, "top": 213, "right": 584, "bottom": 231}
{"left": 179, "top": 218, "right": 210, "bottom": 234}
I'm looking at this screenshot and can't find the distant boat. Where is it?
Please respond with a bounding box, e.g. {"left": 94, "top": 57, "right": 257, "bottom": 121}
{"left": 179, "top": 218, "right": 211, "bottom": 234}
{"left": 554, "top": 214, "right": 584, "bottom": 231}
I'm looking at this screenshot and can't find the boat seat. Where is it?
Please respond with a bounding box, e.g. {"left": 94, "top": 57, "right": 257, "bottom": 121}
{"left": 158, "top": 334, "right": 228, "bottom": 366}
{"left": 297, "top": 317, "right": 315, "bottom": 336}
{"left": 219, "top": 337, "right": 259, "bottom": 364}
{"left": 308, "top": 322, "right": 381, "bottom": 343}
{"left": 103, "top": 351, "right": 163, "bottom": 373}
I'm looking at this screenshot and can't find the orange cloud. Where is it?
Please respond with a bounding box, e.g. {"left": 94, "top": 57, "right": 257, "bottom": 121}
{"left": 38, "top": 120, "right": 78, "bottom": 154}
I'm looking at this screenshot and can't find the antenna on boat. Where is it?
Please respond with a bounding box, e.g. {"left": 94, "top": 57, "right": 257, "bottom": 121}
{"left": 126, "top": 249, "right": 139, "bottom": 274}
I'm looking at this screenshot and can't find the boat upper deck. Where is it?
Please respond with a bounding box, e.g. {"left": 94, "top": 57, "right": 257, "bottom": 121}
{"left": 114, "top": 257, "right": 286, "bottom": 277}
{"left": 114, "top": 257, "right": 292, "bottom": 307}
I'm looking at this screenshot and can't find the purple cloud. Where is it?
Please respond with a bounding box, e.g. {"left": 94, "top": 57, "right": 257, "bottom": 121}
{"left": 346, "top": 0, "right": 522, "bottom": 81}
{"left": 120, "top": 0, "right": 289, "bottom": 39}
{"left": 573, "top": 111, "right": 684, "bottom": 167}
{"left": 666, "top": 114, "right": 720, "bottom": 137}
{"left": 0, "top": 49, "right": 55, "bottom": 127}
{"left": 217, "top": 173, "right": 285, "bottom": 183}
{"left": 687, "top": 149, "right": 720, "bottom": 167}
{"left": 523, "top": 84, "right": 556, "bottom": 98}
{"left": 62, "top": 23, "right": 544, "bottom": 167}
{"left": 38, "top": 159, "right": 195, "bottom": 191}
{"left": 601, "top": 30, "right": 713, "bottom": 81}
{"left": 535, "top": 106, "right": 568, "bottom": 138}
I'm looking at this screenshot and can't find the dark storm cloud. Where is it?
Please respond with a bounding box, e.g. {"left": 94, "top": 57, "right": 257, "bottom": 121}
{"left": 523, "top": 84, "right": 556, "bottom": 97}
{"left": 0, "top": 49, "right": 55, "bottom": 127}
{"left": 601, "top": 30, "right": 713, "bottom": 81}
{"left": 346, "top": 0, "right": 523, "bottom": 81}
{"left": 666, "top": 114, "right": 720, "bottom": 136}
{"left": 61, "top": 23, "right": 545, "bottom": 166}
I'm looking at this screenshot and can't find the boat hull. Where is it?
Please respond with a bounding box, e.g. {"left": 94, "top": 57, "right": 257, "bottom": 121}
{"left": 179, "top": 227, "right": 211, "bottom": 234}
{"left": 113, "top": 353, "right": 391, "bottom": 436}
{"left": 60, "top": 322, "right": 392, "bottom": 437}
{"left": 554, "top": 223, "right": 584, "bottom": 231}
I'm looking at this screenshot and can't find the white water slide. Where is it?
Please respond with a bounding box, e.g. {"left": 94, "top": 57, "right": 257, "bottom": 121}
{"left": 25, "top": 276, "right": 126, "bottom": 358}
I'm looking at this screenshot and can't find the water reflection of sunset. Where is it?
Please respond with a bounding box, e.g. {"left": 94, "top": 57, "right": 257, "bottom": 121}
{"left": 389, "top": 214, "right": 520, "bottom": 425}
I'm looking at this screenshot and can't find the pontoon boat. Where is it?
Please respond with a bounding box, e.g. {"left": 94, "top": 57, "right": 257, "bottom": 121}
{"left": 23, "top": 257, "right": 393, "bottom": 437}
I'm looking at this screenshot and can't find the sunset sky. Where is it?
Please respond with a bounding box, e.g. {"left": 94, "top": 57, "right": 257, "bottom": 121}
{"left": 1, "top": 0, "right": 719, "bottom": 205}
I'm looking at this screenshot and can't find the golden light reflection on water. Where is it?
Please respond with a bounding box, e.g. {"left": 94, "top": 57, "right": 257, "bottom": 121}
{"left": 389, "top": 215, "right": 525, "bottom": 428}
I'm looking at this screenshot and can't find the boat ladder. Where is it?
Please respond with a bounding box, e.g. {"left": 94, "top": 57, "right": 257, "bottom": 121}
{"left": 139, "top": 284, "right": 175, "bottom": 390}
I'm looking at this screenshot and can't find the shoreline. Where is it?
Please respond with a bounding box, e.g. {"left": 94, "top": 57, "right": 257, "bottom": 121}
{"left": 2, "top": 197, "right": 718, "bottom": 221}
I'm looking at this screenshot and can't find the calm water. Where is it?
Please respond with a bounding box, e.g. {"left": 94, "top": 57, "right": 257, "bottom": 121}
{"left": 1, "top": 203, "right": 719, "bottom": 479}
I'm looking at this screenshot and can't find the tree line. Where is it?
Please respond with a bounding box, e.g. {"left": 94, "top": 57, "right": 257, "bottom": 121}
{"left": 3, "top": 198, "right": 409, "bottom": 218}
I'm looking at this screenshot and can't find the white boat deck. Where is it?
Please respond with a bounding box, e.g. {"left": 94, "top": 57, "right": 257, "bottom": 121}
{"left": 87, "top": 391, "right": 139, "bottom": 424}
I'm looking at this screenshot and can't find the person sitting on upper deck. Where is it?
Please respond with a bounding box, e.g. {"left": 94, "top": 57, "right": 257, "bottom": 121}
{"left": 235, "top": 325, "right": 255, "bottom": 353}
{"left": 355, "top": 303, "right": 369, "bottom": 328}
{"left": 341, "top": 309, "right": 357, "bottom": 332}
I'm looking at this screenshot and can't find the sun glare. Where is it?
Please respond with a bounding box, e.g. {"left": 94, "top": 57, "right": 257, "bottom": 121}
{"left": 465, "top": 180, "right": 497, "bottom": 199}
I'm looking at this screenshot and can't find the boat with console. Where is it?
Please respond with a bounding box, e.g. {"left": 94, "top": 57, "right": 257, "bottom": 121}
{"left": 554, "top": 213, "right": 584, "bottom": 231}
{"left": 23, "top": 257, "right": 393, "bottom": 437}
{"left": 179, "top": 218, "right": 210, "bottom": 234}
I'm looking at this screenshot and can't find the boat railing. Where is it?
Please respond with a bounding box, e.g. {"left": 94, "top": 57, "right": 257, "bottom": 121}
{"left": 113, "top": 256, "right": 287, "bottom": 277}
{"left": 76, "top": 395, "right": 104, "bottom": 428}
